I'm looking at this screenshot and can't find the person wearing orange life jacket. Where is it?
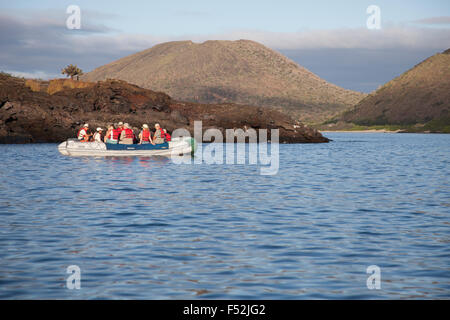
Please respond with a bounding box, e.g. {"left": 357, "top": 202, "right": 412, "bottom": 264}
{"left": 105, "top": 124, "right": 120, "bottom": 144}
{"left": 139, "top": 124, "right": 155, "bottom": 145}
{"left": 77, "top": 123, "right": 91, "bottom": 141}
{"left": 119, "top": 123, "right": 135, "bottom": 144}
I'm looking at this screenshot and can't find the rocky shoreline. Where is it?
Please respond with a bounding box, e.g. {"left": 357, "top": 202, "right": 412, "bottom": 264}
{"left": 0, "top": 74, "right": 329, "bottom": 144}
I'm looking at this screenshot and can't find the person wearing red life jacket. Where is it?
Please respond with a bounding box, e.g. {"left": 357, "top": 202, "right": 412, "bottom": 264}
{"left": 139, "top": 124, "right": 155, "bottom": 145}
{"left": 116, "top": 121, "right": 124, "bottom": 140}
{"left": 152, "top": 123, "right": 166, "bottom": 144}
{"left": 77, "top": 123, "right": 91, "bottom": 141}
{"left": 119, "top": 123, "right": 134, "bottom": 144}
{"left": 105, "top": 124, "right": 120, "bottom": 144}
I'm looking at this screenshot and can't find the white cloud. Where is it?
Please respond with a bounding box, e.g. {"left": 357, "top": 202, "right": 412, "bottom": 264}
{"left": 1, "top": 12, "right": 449, "bottom": 92}
{"left": 412, "top": 16, "right": 450, "bottom": 25}
{"left": 63, "top": 25, "right": 450, "bottom": 54}
{"left": 2, "top": 12, "right": 449, "bottom": 60}
{"left": 182, "top": 26, "right": 450, "bottom": 50}
{"left": 5, "top": 70, "right": 60, "bottom": 80}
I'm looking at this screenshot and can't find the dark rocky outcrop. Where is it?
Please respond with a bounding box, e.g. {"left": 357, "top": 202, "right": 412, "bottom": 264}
{"left": 0, "top": 74, "right": 329, "bottom": 144}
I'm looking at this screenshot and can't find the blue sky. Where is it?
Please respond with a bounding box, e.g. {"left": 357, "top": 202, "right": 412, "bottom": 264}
{"left": 5, "top": 0, "right": 449, "bottom": 33}
{"left": 1, "top": 0, "right": 449, "bottom": 92}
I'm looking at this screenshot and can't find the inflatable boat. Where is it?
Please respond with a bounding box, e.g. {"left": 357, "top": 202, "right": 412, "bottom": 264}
{"left": 58, "top": 137, "right": 197, "bottom": 157}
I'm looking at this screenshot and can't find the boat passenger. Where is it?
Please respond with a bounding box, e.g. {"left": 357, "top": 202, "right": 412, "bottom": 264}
{"left": 153, "top": 123, "right": 167, "bottom": 144}
{"left": 104, "top": 125, "right": 112, "bottom": 143}
{"left": 119, "top": 123, "right": 135, "bottom": 144}
{"left": 117, "top": 121, "right": 124, "bottom": 138}
{"left": 93, "top": 128, "right": 103, "bottom": 142}
{"left": 139, "top": 124, "right": 155, "bottom": 145}
{"left": 80, "top": 133, "right": 90, "bottom": 142}
{"left": 105, "top": 124, "right": 120, "bottom": 144}
{"left": 77, "top": 123, "right": 91, "bottom": 141}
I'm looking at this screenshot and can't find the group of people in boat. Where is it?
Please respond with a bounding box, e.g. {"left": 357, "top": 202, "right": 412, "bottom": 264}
{"left": 77, "top": 122, "right": 171, "bottom": 145}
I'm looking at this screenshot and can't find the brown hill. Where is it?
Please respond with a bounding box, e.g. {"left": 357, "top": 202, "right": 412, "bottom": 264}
{"left": 82, "top": 40, "right": 365, "bottom": 123}
{"left": 337, "top": 49, "right": 450, "bottom": 131}
{"left": 0, "top": 73, "right": 329, "bottom": 143}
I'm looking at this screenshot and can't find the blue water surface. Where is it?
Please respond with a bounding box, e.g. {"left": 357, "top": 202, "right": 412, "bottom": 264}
{"left": 0, "top": 133, "right": 449, "bottom": 299}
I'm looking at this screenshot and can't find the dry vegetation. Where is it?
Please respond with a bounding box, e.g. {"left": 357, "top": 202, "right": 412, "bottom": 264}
{"left": 47, "top": 79, "right": 93, "bottom": 94}
{"left": 25, "top": 78, "right": 94, "bottom": 95}
{"left": 339, "top": 49, "right": 450, "bottom": 129}
{"left": 82, "top": 40, "right": 365, "bottom": 123}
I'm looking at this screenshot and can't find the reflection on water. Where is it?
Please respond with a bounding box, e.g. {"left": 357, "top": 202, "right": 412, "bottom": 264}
{"left": 0, "top": 133, "right": 449, "bottom": 299}
{"left": 102, "top": 156, "right": 172, "bottom": 168}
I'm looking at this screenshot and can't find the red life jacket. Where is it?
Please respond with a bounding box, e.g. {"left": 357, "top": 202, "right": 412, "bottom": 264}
{"left": 158, "top": 128, "right": 165, "bottom": 139}
{"left": 159, "top": 128, "right": 171, "bottom": 142}
{"left": 113, "top": 129, "right": 120, "bottom": 140}
{"left": 165, "top": 131, "right": 171, "bottom": 141}
{"left": 142, "top": 129, "right": 150, "bottom": 142}
{"left": 124, "top": 128, "right": 134, "bottom": 139}
{"left": 108, "top": 129, "right": 120, "bottom": 141}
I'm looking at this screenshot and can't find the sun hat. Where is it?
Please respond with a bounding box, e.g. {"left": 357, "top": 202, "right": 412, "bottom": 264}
{"left": 118, "top": 121, "right": 124, "bottom": 126}
{"left": 142, "top": 124, "right": 149, "bottom": 129}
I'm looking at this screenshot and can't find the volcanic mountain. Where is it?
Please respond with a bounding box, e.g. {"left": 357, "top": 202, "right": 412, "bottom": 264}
{"left": 82, "top": 40, "right": 365, "bottom": 123}
{"left": 337, "top": 49, "right": 450, "bottom": 132}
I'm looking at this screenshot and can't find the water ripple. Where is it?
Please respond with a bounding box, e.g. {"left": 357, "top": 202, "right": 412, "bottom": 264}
{"left": 0, "top": 134, "right": 449, "bottom": 299}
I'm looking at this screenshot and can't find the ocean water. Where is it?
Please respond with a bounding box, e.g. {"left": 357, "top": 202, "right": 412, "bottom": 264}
{"left": 0, "top": 133, "right": 449, "bottom": 299}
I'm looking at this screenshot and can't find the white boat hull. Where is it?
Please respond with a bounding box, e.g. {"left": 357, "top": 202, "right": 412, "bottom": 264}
{"left": 58, "top": 137, "right": 196, "bottom": 157}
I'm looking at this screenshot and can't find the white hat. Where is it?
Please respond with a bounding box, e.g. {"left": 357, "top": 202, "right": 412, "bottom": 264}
{"left": 83, "top": 123, "right": 89, "bottom": 127}
{"left": 142, "top": 124, "right": 149, "bottom": 129}
{"left": 118, "top": 122, "right": 124, "bottom": 126}
{"left": 124, "top": 123, "right": 130, "bottom": 128}
{"left": 97, "top": 127, "right": 103, "bottom": 131}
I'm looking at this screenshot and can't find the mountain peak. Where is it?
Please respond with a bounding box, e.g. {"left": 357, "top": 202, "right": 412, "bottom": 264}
{"left": 339, "top": 49, "right": 450, "bottom": 128}
{"left": 83, "top": 40, "right": 365, "bottom": 123}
